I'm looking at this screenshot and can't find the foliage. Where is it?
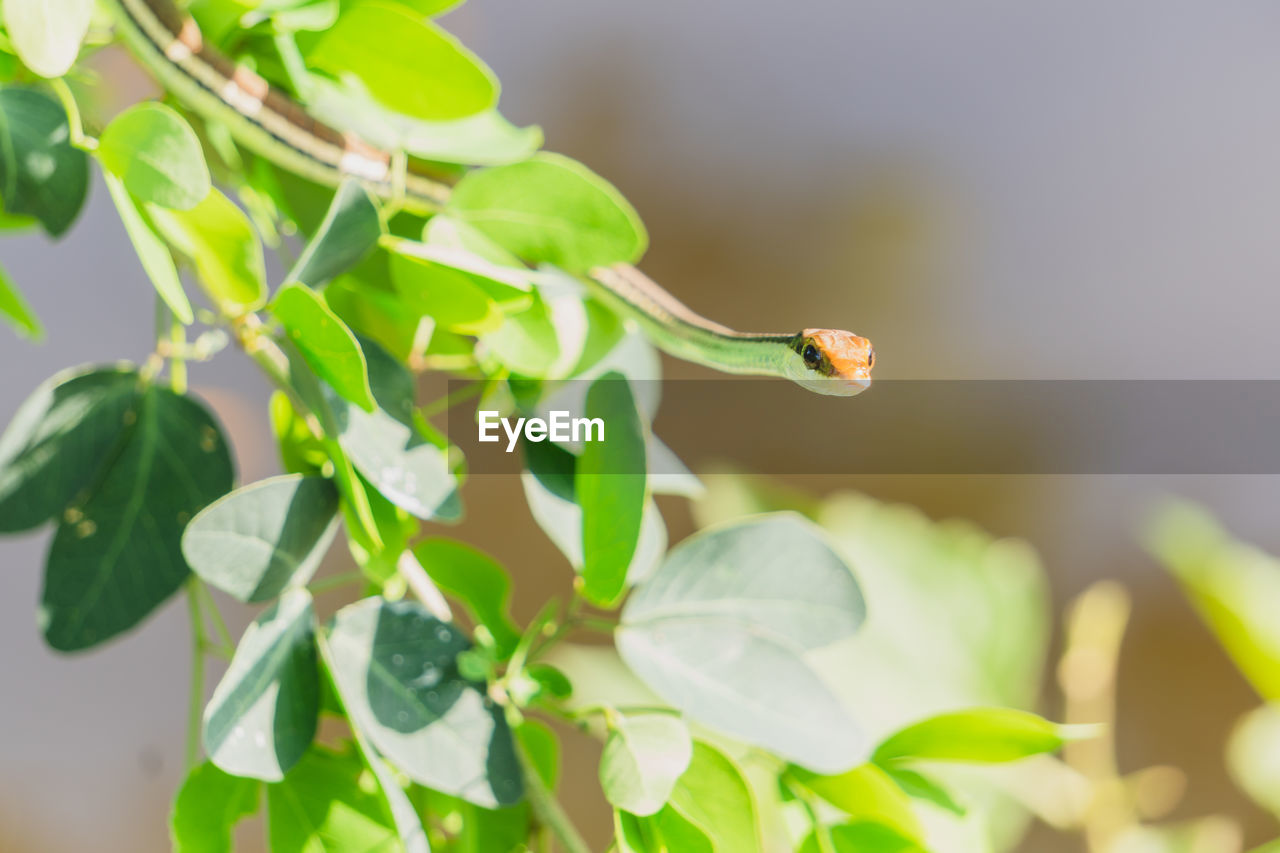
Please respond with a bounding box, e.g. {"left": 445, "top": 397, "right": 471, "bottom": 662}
{"left": 0, "top": 3, "right": 1091, "bottom": 852}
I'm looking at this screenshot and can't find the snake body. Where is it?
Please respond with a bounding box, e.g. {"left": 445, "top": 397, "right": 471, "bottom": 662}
{"left": 109, "top": 0, "right": 874, "bottom": 395}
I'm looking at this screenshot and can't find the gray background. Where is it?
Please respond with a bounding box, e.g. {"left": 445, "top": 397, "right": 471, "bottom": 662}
{"left": 4, "top": 0, "right": 1280, "bottom": 849}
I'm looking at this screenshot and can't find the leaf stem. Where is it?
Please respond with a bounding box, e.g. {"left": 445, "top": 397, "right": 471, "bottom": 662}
{"left": 48, "top": 77, "right": 97, "bottom": 151}
{"left": 169, "top": 315, "right": 188, "bottom": 394}
{"left": 516, "top": 732, "right": 591, "bottom": 853}
{"left": 185, "top": 577, "right": 207, "bottom": 771}
{"left": 196, "top": 578, "right": 233, "bottom": 651}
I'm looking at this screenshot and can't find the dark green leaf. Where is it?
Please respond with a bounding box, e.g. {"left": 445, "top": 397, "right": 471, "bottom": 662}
{"left": 97, "top": 102, "right": 210, "bottom": 210}
{"left": 273, "top": 281, "right": 376, "bottom": 412}
{"left": 872, "top": 708, "right": 1070, "bottom": 765}
{"left": 600, "top": 712, "right": 692, "bottom": 816}
{"left": 182, "top": 474, "right": 339, "bottom": 603}
{"left": 577, "top": 372, "right": 647, "bottom": 606}
{"left": 449, "top": 153, "right": 647, "bottom": 272}
{"left": 412, "top": 537, "right": 521, "bottom": 659}
{"left": 38, "top": 383, "right": 234, "bottom": 650}
{"left": 325, "top": 597, "right": 523, "bottom": 807}
{"left": 266, "top": 746, "right": 399, "bottom": 852}
{"left": 170, "top": 761, "right": 260, "bottom": 853}
{"left": 204, "top": 589, "right": 319, "bottom": 781}
{"left": 3, "top": 0, "right": 92, "bottom": 77}
{"left": 102, "top": 173, "right": 193, "bottom": 324}
{"left": 286, "top": 179, "right": 382, "bottom": 287}
{"left": 617, "top": 514, "right": 865, "bottom": 771}
{"left": 0, "top": 258, "right": 41, "bottom": 339}
{"left": 0, "top": 87, "right": 89, "bottom": 236}
{"left": 308, "top": 2, "right": 497, "bottom": 121}
{"left": 0, "top": 366, "right": 139, "bottom": 532}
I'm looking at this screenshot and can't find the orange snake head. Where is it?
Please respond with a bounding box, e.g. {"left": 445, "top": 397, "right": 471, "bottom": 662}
{"left": 787, "top": 329, "right": 875, "bottom": 396}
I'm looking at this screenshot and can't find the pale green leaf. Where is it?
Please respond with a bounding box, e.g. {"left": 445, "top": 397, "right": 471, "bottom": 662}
{"left": 204, "top": 589, "right": 319, "bottom": 781}
{"left": 600, "top": 712, "right": 692, "bottom": 816}
{"left": 790, "top": 764, "right": 924, "bottom": 842}
{"left": 1145, "top": 501, "right": 1280, "bottom": 700}
{"left": 273, "top": 281, "right": 376, "bottom": 412}
{"left": 266, "top": 747, "right": 400, "bottom": 852}
{"left": 182, "top": 474, "right": 340, "bottom": 603}
{"left": 617, "top": 514, "right": 865, "bottom": 772}
{"left": 0, "top": 258, "right": 41, "bottom": 338}
{"left": 102, "top": 172, "right": 192, "bottom": 324}
{"left": 170, "top": 761, "right": 260, "bottom": 853}
{"left": 3, "top": 0, "right": 92, "bottom": 77}
{"left": 666, "top": 742, "right": 762, "bottom": 853}
{"left": 97, "top": 102, "right": 210, "bottom": 210}
{"left": 388, "top": 251, "right": 502, "bottom": 334}
{"left": 1228, "top": 703, "right": 1280, "bottom": 818}
{"left": 325, "top": 597, "right": 523, "bottom": 807}
{"left": 872, "top": 708, "right": 1071, "bottom": 765}
{"left": 449, "top": 152, "right": 647, "bottom": 272}
{"left": 308, "top": 1, "right": 497, "bottom": 121}
{"left": 148, "top": 187, "right": 266, "bottom": 314}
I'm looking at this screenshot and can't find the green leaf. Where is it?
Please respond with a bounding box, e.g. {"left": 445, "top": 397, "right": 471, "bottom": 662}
{"left": 286, "top": 179, "right": 382, "bottom": 287}
{"left": 361, "top": 748, "right": 431, "bottom": 853}
{"left": 97, "top": 102, "right": 210, "bottom": 210}
{"left": 1145, "top": 501, "right": 1280, "bottom": 700}
{"left": 182, "top": 474, "right": 340, "bottom": 603}
{"left": 326, "top": 336, "right": 460, "bottom": 520}
{"left": 449, "top": 152, "right": 647, "bottom": 272}
{"left": 577, "top": 372, "right": 647, "bottom": 606}
{"left": 2, "top": 0, "right": 92, "bottom": 77}
{"left": 325, "top": 597, "right": 523, "bottom": 807}
{"left": 204, "top": 589, "right": 319, "bottom": 781}
{"left": 0, "top": 366, "right": 139, "bottom": 531}
{"left": 882, "top": 767, "right": 965, "bottom": 816}
{"left": 102, "top": 173, "right": 193, "bottom": 324}
{"left": 308, "top": 1, "right": 497, "bottom": 121}
{"left": 273, "top": 282, "right": 376, "bottom": 412}
{"left": 412, "top": 537, "right": 521, "bottom": 659}
{"left": 387, "top": 250, "right": 502, "bottom": 334}
{"left": 0, "top": 87, "right": 89, "bottom": 236}
{"left": 790, "top": 764, "right": 924, "bottom": 842}
{"left": 617, "top": 514, "right": 865, "bottom": 772}
{"left": 599, "top": 712, "right": 693, "bottom": 816}
{"left": 0, "top": 258, "right": 41, "bottom": 339}
{"left": 522, "top": 439, "right": 665, "bottom": 584}
{"left": 666, "top": 741, "right": 762, "bottom": 853}
{"left": 0, "top": 373, "right": 231, "bottom": 646}
{"left": 148, "top": 187, "right": 266, "bottom": 314}
{"left": 873, "top": 708, "right": 1070, "bottom": 765}
{"left": 170, "top": 761, "right": 260, "bottom": 853}
{"left": 266, "top": 747, "right": 400, "bottom": 852}
{"left": 799, "top": 824, "right": 925, "bottom": 853}
{"left": 1228, "top": 703, "right": 1280, "bottom": 818}
{"left": 308, "top": 75, "right": 540, "bottom": 166}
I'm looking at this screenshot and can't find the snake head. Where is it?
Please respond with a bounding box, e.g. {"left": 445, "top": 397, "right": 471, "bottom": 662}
{"left": 788, "top": 329, "right": 875, "bottom": 396}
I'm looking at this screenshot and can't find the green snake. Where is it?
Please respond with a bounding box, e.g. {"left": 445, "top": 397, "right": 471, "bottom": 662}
{"left": 107, "top": 0, "right": 875, "bottom": 395}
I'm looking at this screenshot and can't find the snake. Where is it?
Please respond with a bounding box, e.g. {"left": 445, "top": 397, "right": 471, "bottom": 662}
{"left": 106, "top": 0, "right": 875, "bottom": 396}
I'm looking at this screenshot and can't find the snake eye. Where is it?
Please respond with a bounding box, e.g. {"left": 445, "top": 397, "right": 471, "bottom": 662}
{"left": 802, "top": 343, "right": 822, "bottom": 369}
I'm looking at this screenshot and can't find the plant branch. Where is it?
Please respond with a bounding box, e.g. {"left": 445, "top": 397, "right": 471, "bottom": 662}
{"left": 516, "top": 733, "right": 591, "bottom": 853}
{"left": 185, "top": 577, "right": 207, "bottom": 771}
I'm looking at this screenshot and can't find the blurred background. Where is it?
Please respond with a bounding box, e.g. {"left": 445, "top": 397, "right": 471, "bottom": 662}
{"left": 5, "top": 0, "right": 1280, "bottom": 850}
